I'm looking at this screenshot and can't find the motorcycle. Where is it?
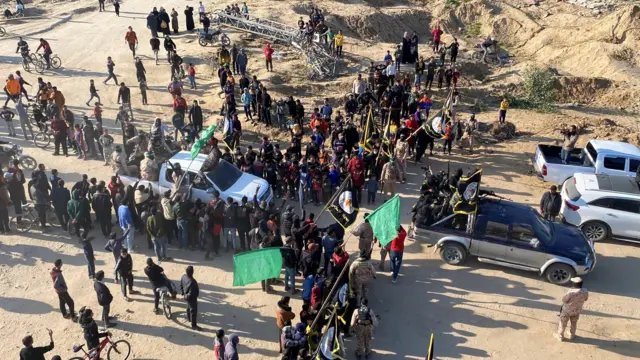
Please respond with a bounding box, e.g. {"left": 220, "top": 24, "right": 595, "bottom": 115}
{"left": 0, "top": 141, "right": 37, "bottom": 171}
{"left": 198, "top": 27, "right": 231, "bottom": 47}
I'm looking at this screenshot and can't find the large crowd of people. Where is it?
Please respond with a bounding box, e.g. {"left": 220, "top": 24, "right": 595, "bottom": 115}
{"left": 3, "top": 2, "right": 513, "bottom": 359}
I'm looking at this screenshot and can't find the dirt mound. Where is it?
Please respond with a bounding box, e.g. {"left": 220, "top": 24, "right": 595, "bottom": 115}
{"left": 329, "top": 9, "right": 431, "bottom": 42}
{"left": 554, "top": 76, "right": 613, "bottom": 104}
{"left": 582, "top": 117, "right": 640, "bottom": 146}
{"left": 488, "top": 121, "right": 518, "bottom": 141}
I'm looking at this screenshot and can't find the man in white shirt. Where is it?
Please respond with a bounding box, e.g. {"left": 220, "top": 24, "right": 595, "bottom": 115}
{"left": 385, "top": 62, "right": 397, "bottom": 86}
{"left": 352, "top": 73, "right": 366, "bottom": 95}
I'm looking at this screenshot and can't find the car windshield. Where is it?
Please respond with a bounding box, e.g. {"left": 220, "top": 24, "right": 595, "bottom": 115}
{"left": 206, "top": 160, "right": 243, "bottom": 192}
{"left": 532, "top": 212, "right": 553, "bottom": 244}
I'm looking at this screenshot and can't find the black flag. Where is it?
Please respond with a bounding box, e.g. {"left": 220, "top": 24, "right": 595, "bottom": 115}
{"left": 328, "top": 187, "right": 359, "bottom": 229}
{"left": 453, "top": 169, "right": 483, "bottom": 215}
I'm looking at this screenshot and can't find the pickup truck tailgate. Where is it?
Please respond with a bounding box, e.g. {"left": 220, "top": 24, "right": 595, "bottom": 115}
{"left": 533, "top": 146, "right": 545, "bottom": 178}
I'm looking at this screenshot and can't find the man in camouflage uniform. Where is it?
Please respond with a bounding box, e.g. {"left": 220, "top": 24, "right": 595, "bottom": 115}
{"left": 349, "top": 249, "right": 376, "bottom": 305}
{"left": 112, "top": 145, "right": 138, "bottom": 176}
{"left": 140, "top": 152, "right": 159, "bottom": 181}
{"left": 380, "top": 158, "right": 402, "bottom": 199}
{"left": 351, "top": 214, "right": 374, "bottom": 253}
{"left": 99, "top": 128, "right": 115, "bottom": 165}
{"left": 350, "top": 297, "right": 378, "bottom": 360}
{"left": 555, "top": 277, "right": 589, "bottom": 341}
{"left": 394, "top": 134, "right": 409, "bottom": 183}
{"left": 126, "top": 130, "right": 149, "bottom": 163}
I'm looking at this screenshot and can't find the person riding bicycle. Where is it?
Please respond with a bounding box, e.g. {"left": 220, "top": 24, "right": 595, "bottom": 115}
{"left": 163, "top": 34, "right": 176, "bottom": 61}
{"left": 77, "top": 307, "right": 110, "bottom": 351}
{"left": 480, "top": 36, "right": 498, "bottom": 63}
{"left": 36, "top": 38, "right": 53, "bottom": 69}
{"left": 144, "top": 258, "right": 176, "bottom": 313}
{"left": 15, "top": 37, "right": 29, "bottom": 60}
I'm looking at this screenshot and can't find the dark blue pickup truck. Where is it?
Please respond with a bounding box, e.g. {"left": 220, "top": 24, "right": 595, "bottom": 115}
{"left": 413, "top": 198, "right": 596, "bottom": 285}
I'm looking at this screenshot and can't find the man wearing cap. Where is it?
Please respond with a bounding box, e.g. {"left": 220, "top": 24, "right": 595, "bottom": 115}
{"left": 349, "top": 249, "right": 376, "bottom": 305}
{"left": 556, "top": 277, "right": 589, "bottom": 341}
{"left": 540, "top": 185, "right": 561, "bottom": 221}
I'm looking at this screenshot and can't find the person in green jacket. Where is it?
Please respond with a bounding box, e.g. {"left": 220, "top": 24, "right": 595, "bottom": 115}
{"left": 172, "top": 185, "right": 192, "bottom": 249}
{"left": 147, "top": 207, "right": 171, "bottom": 261}
{"left": 326, "top": 27, "right": 336, "bottom": 53}
{"left": 67, "top": 189, "right": 90, "bottom": 237}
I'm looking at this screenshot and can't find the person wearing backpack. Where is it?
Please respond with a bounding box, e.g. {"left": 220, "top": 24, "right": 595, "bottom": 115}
{"left": 350, "top": 298, "right": 378, "bottom": 359}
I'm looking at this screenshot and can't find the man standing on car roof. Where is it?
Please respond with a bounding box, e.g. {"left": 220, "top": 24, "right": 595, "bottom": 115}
{"left": 539, "top": 185, "right": 561, "bottom": 222}
{"left": 555, "top": 277, "right": 589, "bottom": 341}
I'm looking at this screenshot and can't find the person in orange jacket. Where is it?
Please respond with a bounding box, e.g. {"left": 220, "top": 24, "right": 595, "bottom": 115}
{"left": 442, "top": 122, "right": 453, "bottom": 155}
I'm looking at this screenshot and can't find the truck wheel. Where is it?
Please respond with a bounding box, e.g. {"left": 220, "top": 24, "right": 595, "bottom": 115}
{"left": 545, "top": 263, "right": 575, "bottom": 285}
{"left": 581, "top": 221, "right": 609, "bottom": 242}
{"left": 439, "top": 242, "right": 467, "bottom": 265}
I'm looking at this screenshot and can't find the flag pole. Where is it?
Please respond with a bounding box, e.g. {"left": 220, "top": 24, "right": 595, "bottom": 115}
{"left": 312, "top": 173, "right": 351, "bottom": 224}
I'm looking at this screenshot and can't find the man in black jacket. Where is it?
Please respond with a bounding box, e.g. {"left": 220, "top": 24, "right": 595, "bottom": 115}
{"left": 280, "top": 237, "right": 298, "bottom": 294}
{"left": 115, "top": 248, "right": 137, "bottom": 300}
{"left": 236, "top": 196, "right": 252, "bottom": 250}
{"left": 261, "top": 87, "right": 272, "bottom": 126}
{"left": 188, "top": 100, "right": 203, "bottom": 135}
{"left": 180, "top": 265, "right": 200, "bottom": 330}
{"left": 540, "top": 185, "right": 562, "bottom": 221}
{"left": 93, "top": 271, "right": 116, "bottom": 327}
{"left": 144, "top": 258, "right": 175, "bottom": 313}
{"left": 92, "top": 187, "right": 113, "bottom": 237}
{"left": 19, "top": 329, "right": 54, "bottom": 360}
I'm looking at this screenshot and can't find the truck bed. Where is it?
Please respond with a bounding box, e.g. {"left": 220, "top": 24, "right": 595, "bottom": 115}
{"left": 538, "top": 144, "right": 587, "bottom": 166}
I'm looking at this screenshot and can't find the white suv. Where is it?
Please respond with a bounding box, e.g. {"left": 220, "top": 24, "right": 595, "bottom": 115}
{"left": 560, "top": 173, "right": 640, "bottom": 243}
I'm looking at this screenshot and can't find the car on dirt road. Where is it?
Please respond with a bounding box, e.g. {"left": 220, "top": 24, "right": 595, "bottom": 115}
{"left": 119, "top": 151, "right": 273, "bottom": 205}
{"left": 532, "top": 139, "right": 640, "bottom": 185}
{"left": 560, "top": 173, "right": 640, "bottom": 243}
{"left": 413, "top": 197, "right": 596, "bottom": 285}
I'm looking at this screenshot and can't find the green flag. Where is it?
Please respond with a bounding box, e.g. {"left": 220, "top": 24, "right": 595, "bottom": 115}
{"left": 190, "top": 125, "right": 217, "bottom": 159}
{"left": 367, "top": 194, "right": 401, "bottom": 246}
{"left": 233, "top": 248, "right": 283, "bottom": 287}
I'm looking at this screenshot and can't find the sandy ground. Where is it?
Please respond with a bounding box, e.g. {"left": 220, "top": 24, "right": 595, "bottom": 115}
{"left": 0, "top": 0, "right": 640, "bottom": 359}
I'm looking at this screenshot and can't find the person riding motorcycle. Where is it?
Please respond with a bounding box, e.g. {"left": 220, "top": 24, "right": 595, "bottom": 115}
{"left": 144, "top": 258, "right": 177, "bottom": 314}
{"left": 480, "top": 36, "right": 498, "bottom": 63}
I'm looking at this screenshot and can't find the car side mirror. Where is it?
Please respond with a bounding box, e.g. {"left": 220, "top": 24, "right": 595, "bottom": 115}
{"left": 530, "top": 238, "right": 541, "bottom": 248}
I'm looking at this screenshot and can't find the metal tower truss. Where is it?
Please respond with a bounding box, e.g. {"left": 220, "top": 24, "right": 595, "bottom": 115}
{"left": 213, "top": 10, "right": 336, "bottom": 80}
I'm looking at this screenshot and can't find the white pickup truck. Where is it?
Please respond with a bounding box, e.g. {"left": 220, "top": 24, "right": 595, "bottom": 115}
{"left": 532, "top": 139, "right": 640, "bottom": 185}
{"left": 119, "top": 151, "right": 273, "bottom": 204}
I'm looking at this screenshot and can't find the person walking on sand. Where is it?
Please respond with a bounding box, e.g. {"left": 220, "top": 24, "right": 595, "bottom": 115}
{"left": 276, "top": 296, "right": 295, "bottom": 353}
{"left": 86, "top": 80, "right": 100, "bottom": 107}
{"left": 350, "top": 298, "right": 378, "bottom": 360}
{"left": 104, "top": 57, "right": 118, "bottom": 85}
{"left": 180, "top": 265, "right": 201, "bottom": 330}
{"left": 113, "top": 0, "right": 120, "bottom": 16}
{"left": 51, "top": 259, "right": 76, "bottom": 321}
{"left": 93, "top": 270, "right": 117, "bottom": 328}
{"left": 171, "top": 8, "right": 179, "bottom": 34}
{"left": 125, "top": 26, "right": 138, "bottom": 58}
{"left": 19, "top": 328, "right": 55, "bottom": 360}
{"left": 540, "top": 185, "right": 561, "bottom": 221}
{"left": 498, "top": 97, "right": 509, "bottom": 124}
{"left": 264, "top": 42, "right": 274, "bottom": 72}
{"left": 555, "top": 277, "right": 589, "bottom": 341}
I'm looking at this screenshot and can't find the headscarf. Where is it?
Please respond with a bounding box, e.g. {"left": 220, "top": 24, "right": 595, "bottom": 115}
{"left": 224, "top": 333, "right": 239, "bottom": 360}
{"left": 294, "top": 322, "right": 306, "bottom": 341}
{"left": 403, "top": 31, "right": 409, "bottom": 39}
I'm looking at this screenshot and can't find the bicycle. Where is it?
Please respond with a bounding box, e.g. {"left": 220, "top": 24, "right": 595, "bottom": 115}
{"left": 21, "top": 52, "right": 45, "bottom": 73}
{"left": 10, "top": 202, "right": 61, "bottom": 232}
{"left": 70, "top": 335, "right": 131, "bottom": 360}
{"left": 471, "top": 49, "right": 502, "bottom": 66}
{"left": 33, "top": 121, "right": 53, "bottom": 149}
{"left": 35, "top": 52, "right": 62, "bottom": 69}
{"left": 157, "top": 285, "right": 173, "bottom": 319}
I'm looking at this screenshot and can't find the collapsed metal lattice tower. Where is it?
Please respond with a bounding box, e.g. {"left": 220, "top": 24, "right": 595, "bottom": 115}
{"left": 213, "top": 10, "right": 337, "bottom": 80}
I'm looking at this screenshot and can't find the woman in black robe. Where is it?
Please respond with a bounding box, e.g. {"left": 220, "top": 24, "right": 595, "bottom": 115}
{"left": 185, "top": 6, "right": 195, "bottom": 31}
{"left": 159, "top": 8, "right": 171, "bottom": 36}
{"left": 401, "top": 31, "right": 412, "bottom": 64}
